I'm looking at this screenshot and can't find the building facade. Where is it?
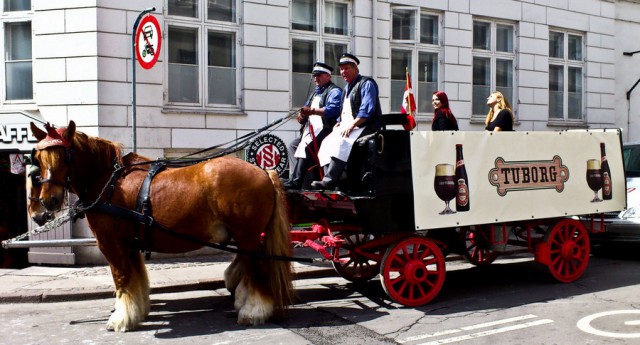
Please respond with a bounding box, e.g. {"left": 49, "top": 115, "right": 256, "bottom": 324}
{"left": 0, "top": 0, "right": 638, "bottom": 264}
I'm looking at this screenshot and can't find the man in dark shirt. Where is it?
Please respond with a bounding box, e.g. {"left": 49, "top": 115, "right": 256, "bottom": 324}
{"left": 284, "top": 62, "right": 343, "bottom": 190}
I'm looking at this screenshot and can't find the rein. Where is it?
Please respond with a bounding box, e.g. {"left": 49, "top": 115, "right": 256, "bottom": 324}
{"left": 23, "top": 112, "right": 317, "bottom": 264}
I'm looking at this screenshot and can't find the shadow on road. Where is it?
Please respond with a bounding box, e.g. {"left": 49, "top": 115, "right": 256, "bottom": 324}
{"left": 125, "top": 244, "right": 640, "bottom": 339}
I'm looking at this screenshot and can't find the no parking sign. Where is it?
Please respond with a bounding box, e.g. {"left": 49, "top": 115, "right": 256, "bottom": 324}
{"left": 135, "top": 14, "right": 162, "bottom": 69}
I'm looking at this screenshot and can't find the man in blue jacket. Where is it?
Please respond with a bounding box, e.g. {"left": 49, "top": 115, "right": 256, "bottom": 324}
{"left": 312, "top": 53, "right": 382, "bottom": 190}
{"left": 284, "top": 62, "right": 343, "bottom": 190}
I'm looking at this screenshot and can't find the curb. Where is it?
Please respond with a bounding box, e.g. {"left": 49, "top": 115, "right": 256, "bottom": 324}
{"left": 0, "top": 267, "right": 336, "bottom": 304}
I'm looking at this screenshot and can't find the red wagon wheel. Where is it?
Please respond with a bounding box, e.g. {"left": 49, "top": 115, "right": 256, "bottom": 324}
{"left": 461, "top": 226, "right": 498, "bottom": 266}
{"left": 380, "top": 236, "right": 446, "bottom": 307}
{"left": 543, "top": 219, "right": 590, "bottom": 283}
{"left": 332, "top": 234, "right": 381, "bottom": 283}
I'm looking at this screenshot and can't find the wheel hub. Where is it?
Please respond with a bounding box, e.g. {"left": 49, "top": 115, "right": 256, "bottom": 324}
{"left": 561, "top": 240, "right": 581, "bottom": 259}
{"left": 404, "top": 260, "right": 428, "bottom": 284}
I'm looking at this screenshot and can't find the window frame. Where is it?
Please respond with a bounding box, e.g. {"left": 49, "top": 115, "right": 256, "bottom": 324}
{"left": 548, "top": 29, "right": 585, "bottom": 122}
{"left": 389, "top": 7, "right": 442, "bottom": 117}
{"left": 471, "top": 19, "right": 517, "bottom": 120}
{"left": 164, "top": 0, "right": 242, "bottom": 112}
{"left": 0, "top": 1, "right": 33, "bottom": 105}
{"left": 290, "top": 0, "right": 352, "bottom": 110}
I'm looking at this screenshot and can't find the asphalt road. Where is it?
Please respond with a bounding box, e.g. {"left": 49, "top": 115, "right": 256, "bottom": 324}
{"left": 1, "top": 247, "right": 639, "bottom": 345}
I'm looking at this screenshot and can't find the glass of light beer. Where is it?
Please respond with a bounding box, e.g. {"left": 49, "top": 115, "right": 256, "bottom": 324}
{"left": 434, "top": 164, "right": 457, "bottom": 214}
{"left": 586, "top": 159, "right": 603, "bottom": 203}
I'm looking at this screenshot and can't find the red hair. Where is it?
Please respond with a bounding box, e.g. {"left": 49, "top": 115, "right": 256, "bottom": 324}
{"left": 432, "top": 91, "right": 454, "bottom": 122}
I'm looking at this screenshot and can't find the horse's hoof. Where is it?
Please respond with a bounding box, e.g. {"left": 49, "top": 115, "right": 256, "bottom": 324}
{"left": 106, "top": 319, "right": 132, "bottom": 332}
{"left": 106, "top": 310, "right": 138, "bottom": 332}
{"left": 236, "top": 297, "right": 273, "bottom": 326}
{"left": 237, "top": 313, "right": 268, "bottom": 326}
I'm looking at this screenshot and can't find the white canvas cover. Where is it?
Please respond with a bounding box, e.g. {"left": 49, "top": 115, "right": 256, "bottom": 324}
{"left": 410, "top": 130, "right": 626, "bottom": 230}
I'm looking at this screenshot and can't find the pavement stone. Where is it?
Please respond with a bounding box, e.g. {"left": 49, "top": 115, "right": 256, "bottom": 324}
{"left": 0, "top": 248, "right": 335, "bottom": 304}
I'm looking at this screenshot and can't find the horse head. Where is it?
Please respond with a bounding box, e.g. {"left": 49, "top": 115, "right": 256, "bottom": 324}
{"left": 29, "top": 121, "right": 76, "bottom": 213}
{"left": 26, "top": 162, "right": 54, "bottom": 226}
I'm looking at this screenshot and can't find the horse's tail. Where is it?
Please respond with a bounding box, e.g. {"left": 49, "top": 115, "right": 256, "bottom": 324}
{"left": 264, "top": 170, "right": 294, "bottom": 312}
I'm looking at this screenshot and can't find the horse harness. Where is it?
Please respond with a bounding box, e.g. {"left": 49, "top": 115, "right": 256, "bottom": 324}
{"left": 88, "top": 163, "right": 314, "bottom": 263}
{"left": 32, "top": 122, "right": 313, "bottom": 263}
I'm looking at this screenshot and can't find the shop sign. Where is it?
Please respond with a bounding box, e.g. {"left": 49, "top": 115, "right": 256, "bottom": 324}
{"left": 0, "top": 123, "right": 37, "bottom": 151}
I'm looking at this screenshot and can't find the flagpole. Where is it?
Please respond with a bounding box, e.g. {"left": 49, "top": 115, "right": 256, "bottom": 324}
{"left": 405, "top": 67, "right": 413, "bottom": 117}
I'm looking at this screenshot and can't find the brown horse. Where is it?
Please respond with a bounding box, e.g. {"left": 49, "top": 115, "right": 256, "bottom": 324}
{"left": 29, "top": 121, "right": 293, "bottom": 332}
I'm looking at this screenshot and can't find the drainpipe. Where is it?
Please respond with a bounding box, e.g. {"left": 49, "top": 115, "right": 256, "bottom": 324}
{"left": 623, "top": 50, "right": 640, "bottom": 142}
{"left": 371, "top": 0, "right": 377, "bottom": 78}
{"left": 627, "top": 78, "right": 640, "bottom": 143}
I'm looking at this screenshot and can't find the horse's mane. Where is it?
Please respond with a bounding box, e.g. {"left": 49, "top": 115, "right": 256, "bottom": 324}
{"left": 72, "top": 130, "right": 125, "bottom": 172}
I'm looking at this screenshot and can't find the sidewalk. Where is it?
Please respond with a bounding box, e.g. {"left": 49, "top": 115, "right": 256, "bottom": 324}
{"left": 0, "top": 248, "right": 335, "bottom": 304}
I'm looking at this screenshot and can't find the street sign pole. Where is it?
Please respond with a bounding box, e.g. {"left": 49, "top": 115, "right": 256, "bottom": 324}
{"left": 131, "top": 7, "right": 155, "bottom": 153}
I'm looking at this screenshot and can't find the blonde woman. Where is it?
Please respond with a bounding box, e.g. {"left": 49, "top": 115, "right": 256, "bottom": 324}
{"left": 485, "top": 91, "right": 514, "bottom": 131}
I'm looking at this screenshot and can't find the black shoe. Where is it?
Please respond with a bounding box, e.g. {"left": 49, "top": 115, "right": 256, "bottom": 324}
{"left": 283, "top": 180, "right": 301, "bottom": 190}
{"left": 310, "top": 180, "right": 335, "bottom": 190}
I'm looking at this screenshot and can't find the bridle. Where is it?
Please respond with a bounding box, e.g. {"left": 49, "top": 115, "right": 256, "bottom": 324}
{"left": 30, "top": 147, "right": 72, "bottom": 188}
{"left": 30, "top": 123, "right": 74, "bottom": 206}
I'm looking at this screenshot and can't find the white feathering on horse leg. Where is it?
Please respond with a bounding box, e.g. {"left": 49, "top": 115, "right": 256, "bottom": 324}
{"left": 106, "top": 289, "right": 145, "bottom": 332}
{"left": 106, "top": 264, "right": 149, "bottom": 332}
{"left": 136, "top": 262, "right": 151, "bottom": 317}
{"left": 233, "top": 276, "right": 249, "bottom": 312}
{"left": 224, "top": 256, "right": 242, "bottom": 293}
{"left": 236, "top": 278, "right": 274, "bottom": 326}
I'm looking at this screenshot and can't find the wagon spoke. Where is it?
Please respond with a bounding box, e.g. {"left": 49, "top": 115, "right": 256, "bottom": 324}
{"left": 417, "top": 247, "right": 428, "bottom": 260}
{"left": 402, "top": 244, "right": 413, "bottom": 262}
{"left": 416, "top": 283, "right": 427, "bottom": 298}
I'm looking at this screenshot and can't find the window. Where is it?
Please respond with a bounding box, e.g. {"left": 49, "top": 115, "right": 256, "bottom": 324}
{"left": 4, "top": 0, "right": 29, "bottom": 12}
{"left": 166, "top": 0, "right": 238, "bottom": 109}
{"left": 291, "top": 0, "right": 350, "bottom": 108}
{"left": 472, "top": 20, "right": 515, "bottom": 117}
{"left": 1, "top": 0, "right": 32, "bottom": 102}
{"left": 549, "top": 30, "right": 583, "bottom": 121}
{"left": 391, "top": 8, "right": 440, "bottom": 114}
{"left": 5, "top": 21, "right": 31, "bottom": 101}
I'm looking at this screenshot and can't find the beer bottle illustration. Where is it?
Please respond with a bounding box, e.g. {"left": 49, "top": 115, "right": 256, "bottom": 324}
{"left": 455, "top": 144, "right": 470, "bottom": 212}
{"left": 600, "top": 142, "right": 612, "bottom": 200}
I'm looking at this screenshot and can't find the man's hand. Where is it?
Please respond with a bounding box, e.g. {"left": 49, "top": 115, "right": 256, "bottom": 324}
{"left": 297, "top": 106, "right": 312, "bottom": 124}
{"left": 340, "top": 118, "right": 365, "bottom": 137}
{"left": 300, "top": 106, "right": 313, "bottom": 115}
{"left": 340, "top": 124, "right": 356, "bottom": 137}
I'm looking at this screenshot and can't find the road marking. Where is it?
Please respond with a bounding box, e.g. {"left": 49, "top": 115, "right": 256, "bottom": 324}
{"left": 400, "top": 314, "right": 539, "bottom": 343}
{"left": 577, "top": 310, "right": 640, "bottom": 338}
{"left": 416, "top": 319, "right": 554, "bottom": 345}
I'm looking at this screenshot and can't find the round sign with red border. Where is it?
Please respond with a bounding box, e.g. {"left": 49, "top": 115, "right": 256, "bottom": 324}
{"left": 246, "top": 134, "right": 289, "bottom": 176}
{"left": 135, "top": 15, "right": 162, "bottom": 69}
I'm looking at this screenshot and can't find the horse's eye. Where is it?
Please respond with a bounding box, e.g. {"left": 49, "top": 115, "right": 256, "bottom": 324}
{"left": 31, "top": 175, "right": 42, "bottom": 187}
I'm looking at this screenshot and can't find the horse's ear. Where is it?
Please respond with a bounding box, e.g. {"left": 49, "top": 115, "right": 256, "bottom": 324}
{"left": 64, "top": 120, "right": 76, "bottom": 142}
{"left": 30, "top": 122, "right": 47, "bottom": 141}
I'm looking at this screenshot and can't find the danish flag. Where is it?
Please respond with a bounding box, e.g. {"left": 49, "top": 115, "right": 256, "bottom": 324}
{"left": 400, "top": 67, "right": 417, "bottom": 130}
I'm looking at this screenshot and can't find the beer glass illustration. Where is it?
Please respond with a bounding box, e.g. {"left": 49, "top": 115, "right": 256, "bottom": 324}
{"left": 586, "top": 159, "right": 603, "bottom": 203}
{"left": 434, "top": 164, "right": 457, "bottom": 214}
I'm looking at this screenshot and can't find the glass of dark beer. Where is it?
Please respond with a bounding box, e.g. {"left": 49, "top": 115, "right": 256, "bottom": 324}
{"left": 586, "top": 159, "right": 603, "bottom": 203}
{"left": 435, "top": 164, "right": 457, "bottom": 214}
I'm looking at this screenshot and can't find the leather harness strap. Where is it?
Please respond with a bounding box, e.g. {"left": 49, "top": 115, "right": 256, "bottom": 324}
{"left": 134, "top": 162, "right": 166, "bottom": 258}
